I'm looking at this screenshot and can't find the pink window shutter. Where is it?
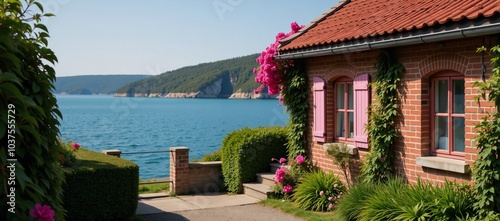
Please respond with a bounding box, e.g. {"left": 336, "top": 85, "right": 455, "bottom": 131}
{"left": 354, "top": 73, "right": 370, "bottom": 148}
{"left": 313, "top": 77, "right": 326, "bottom": 142}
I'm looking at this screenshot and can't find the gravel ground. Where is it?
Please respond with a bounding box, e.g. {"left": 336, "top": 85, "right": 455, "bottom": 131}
{"left": 139, "top": 204, "right": 304, "bottom": 221}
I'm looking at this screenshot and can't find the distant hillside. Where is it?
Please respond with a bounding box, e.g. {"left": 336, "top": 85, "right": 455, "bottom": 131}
{"left": 114, "top": 54, "right": 271, "bottom": 99}
{"left": 54, "top": 75, "right": 151, "bottom": 95}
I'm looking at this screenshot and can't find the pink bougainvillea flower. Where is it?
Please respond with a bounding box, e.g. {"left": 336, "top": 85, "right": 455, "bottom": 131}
{"left": 283, "top": 185, "right": 293, "bottom": 194}
{"left": 328, "top": 203, "right": 334, "bottom": 210}
{"left": 30, "top": 204, "right": 55, "bottom": 221}
{"left": 334, "top": 183, "right": 339, "bottom": 188}
{"left": 328, "top": 196, "right": 333, "bottom": 201}
{"left": 295, "top": 155, "right": 305, "bottom": 165}
{"left": 279, "top": 157, "right": 287, "bottom": 164}
{"left": 319, "top": 190, "right": 324, "bottom": 196}
{"left": 71, "top": 142, "right": 80, "bottom": 150}
{"left": 254, "top": 22, "right": 304, "bottom": 95}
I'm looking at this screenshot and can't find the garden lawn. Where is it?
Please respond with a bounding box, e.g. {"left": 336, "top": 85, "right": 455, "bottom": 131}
{"left": 138, "top": 182, "right": 170, "bottom": 194}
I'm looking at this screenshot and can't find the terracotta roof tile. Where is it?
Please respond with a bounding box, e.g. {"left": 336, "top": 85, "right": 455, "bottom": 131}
{"left": 279, "top": 0, "right": 500, "bottom": 51}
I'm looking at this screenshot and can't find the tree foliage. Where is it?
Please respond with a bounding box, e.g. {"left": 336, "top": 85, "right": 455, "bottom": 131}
{"left": 0, "top": 1, "right": 64, "bottom": 220}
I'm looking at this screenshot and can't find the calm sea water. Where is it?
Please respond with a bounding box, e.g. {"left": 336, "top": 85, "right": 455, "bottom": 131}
{"left": 57, "top": 95, "right": 288, "bottom": 179}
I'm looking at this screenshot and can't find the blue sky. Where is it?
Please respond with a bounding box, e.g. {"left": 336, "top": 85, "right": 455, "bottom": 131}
{"left": 44, "top": 1, "right": 338, "bottom": 76}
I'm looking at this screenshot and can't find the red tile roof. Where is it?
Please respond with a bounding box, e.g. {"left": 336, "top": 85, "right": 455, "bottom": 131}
{"left": 279, "top": 0, "right": 500, "bottom": 51}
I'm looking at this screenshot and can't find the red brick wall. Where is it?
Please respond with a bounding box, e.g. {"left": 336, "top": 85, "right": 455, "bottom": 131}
{"left": 303, "top": 36, "right": 497, "bottom": 185}
{"left": 188, "top": 162, "right": 223, "bottom": 193}
{"left": 170, "top": 147, "right": 223, "bottom": 194}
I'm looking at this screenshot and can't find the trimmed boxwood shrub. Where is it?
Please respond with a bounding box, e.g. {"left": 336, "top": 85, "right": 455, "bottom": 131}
{"left": 63, "top": 148, "right": 139, "bottom": 221}
{"left": 222, "top": 126, "right": 288, "bottom": 193}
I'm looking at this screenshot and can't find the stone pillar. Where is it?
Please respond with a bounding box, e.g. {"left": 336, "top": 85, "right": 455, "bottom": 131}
{"left": 102, "top": 149, "right": 121, "bottom": 158}
{"left": 170, "top": 147, "right": 190, "bottom": 195}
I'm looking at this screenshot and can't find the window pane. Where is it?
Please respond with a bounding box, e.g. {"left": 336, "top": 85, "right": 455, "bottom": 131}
{"left": 453, "top": 117, "right": 465, "bottom": 152}
{"left": 336, "top": 84, "right": 345, "bottom": 109}
{"left": 348, "top": 112, "right": 354, "bottom": 138}
{"left": 434, "top": 116, "right": 448, "bottom": 150}
{"left": 336, "top": 112, "right": 345, "bottom": 137}
{"left": 453, "top": 80, "right": 465, "bottom": 114}
{"left": 348, "top": 84, "right": 354, "bottom": 110}
{"left": 434, "top": 80, "right": 448, "bottom": 113}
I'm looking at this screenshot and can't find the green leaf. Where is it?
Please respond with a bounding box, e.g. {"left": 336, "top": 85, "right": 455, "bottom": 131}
{"left": 0, "top": 71, "right": 22, "bottom": 85}
{"left": 33, "top": 1, "right": 44, "bottom": 13}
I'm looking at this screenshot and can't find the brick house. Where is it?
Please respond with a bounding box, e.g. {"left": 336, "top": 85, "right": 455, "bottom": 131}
{"left": 277, "top": 0, "right": 500, "bottom": 184}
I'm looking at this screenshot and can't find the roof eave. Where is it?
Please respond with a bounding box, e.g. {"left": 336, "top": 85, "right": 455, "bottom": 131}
{"left": 276, "top": 22, "right": 500, "bottom": 60}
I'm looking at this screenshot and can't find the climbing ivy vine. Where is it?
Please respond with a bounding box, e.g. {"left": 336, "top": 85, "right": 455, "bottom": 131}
{"left": 280, "top": 64, "right": 309, "bottom": 158}
{"left": 361, "top": 50, "right": 404, "bottom": 184}
{"left": 472, "top": 44, "right": 500, "bottom": 218}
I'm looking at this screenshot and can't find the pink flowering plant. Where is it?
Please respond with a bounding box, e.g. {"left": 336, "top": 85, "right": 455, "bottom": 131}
{"left": 293, "top": 170, "right": 346, "bottom": 212}
{"left": 30, "top": 204, "right": 55, "bottom": 221}
{"left": 57, "top": 138, "right": 80, "bottom": 167}
{"left": 270, "top": 155, "right": 311, "bottom": 199}
{"left": 254, "top": 22, "right": 304, "bottom": 96}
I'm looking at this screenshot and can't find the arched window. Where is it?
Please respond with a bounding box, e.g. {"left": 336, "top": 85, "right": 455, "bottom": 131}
{"left": 431, "top": 72, "right": 465, "bottom": 157}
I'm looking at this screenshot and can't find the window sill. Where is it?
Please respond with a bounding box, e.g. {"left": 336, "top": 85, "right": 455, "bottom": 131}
{"left": 323, "top": 143, "right": 358, "bottom": 155}
{"left": 416, "top": 156, "right": 470, "bottom": 174}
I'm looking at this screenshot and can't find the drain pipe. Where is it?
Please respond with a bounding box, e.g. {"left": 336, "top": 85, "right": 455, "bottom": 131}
{"left": 276, "top": 23, "right": 500, "bottom": 60}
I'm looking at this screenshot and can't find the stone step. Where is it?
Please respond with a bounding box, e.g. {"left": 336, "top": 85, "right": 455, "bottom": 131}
{"left": 256, "top": 173, "right": 275, "bottom": 186}
{"left": 243, "top": 183, "right": 272, "bottom": 200}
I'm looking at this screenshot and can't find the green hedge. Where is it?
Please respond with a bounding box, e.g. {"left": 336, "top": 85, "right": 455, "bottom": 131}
{"left": 222, "top": 126, "right": 288, "bottom": 193}
{"left": 62, "top": 148, "right": 139, "bottom": 221}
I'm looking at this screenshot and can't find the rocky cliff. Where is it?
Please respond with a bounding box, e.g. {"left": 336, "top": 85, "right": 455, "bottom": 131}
{"left": 114, "top": 73, "right": 276, "bottom": 99}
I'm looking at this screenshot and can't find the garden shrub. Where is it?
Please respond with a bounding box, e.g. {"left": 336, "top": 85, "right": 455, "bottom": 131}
{"left": 334, "top": 177, "right": 475, "bottom": 221}
{"left": 293, "top": 170, "right": 345, "bottom": 212}
{"left": 326, "top": 143, "right": 355, "bottom": 187}
{"left": 332, "top": 181, "right": 377, "bottom": 221}
{"left": 222, "top": 126, "right": 288, "bottom": 193}
{"left": 62, "top": 148, "right": 139, "bottom": 221}
{"left": 0, "top": 1, "right": 65, "bottom": 220}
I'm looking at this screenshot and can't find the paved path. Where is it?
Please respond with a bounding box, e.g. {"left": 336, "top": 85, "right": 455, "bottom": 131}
{"left": 137, "top": 193, "right": 303, "bottom": 221}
